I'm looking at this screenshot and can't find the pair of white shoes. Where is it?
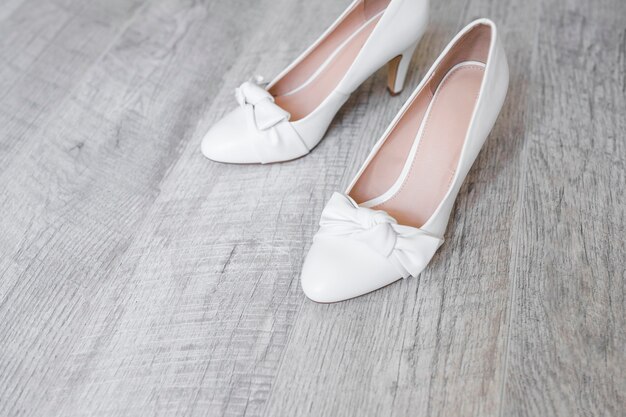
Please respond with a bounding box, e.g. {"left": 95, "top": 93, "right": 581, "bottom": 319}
{"left": 201, "top": 0, "right": 509, "bottom": 303}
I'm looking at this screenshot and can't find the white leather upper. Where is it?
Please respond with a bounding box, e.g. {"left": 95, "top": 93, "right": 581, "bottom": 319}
{"left": 235, "top": 81, "right": 290, "bottom": 131}
{"left": 201, "top": 0, "right": 429, "bottom": 164}
{"left": 421, "top": 19, "right": 509, "bottom": 235}
{"left": 301, "top": 19, "right": 509, "bottom": 303}
{"left": 335, "top": 0, "right": 429, "bottom": 94}
{"left": 316, "top": 193, "right": 443, "bottom": 278}
{"left": 347, "top": 18, "right": 509, "bottom": 237}
{"left": 231, "top": 79, "right": 309, "bottom": 163}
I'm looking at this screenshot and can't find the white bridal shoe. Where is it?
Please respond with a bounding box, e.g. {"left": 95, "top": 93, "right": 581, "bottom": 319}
{"left": 201, "top": 0, "right": 429, "bottom": 164}
{"left": 301, "top": 18, "right": 509, "bottom": 302}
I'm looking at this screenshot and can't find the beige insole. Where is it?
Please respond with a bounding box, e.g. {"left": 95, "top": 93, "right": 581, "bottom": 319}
{"left": 350, "top": 63, "right": 485, "bottom": 228}
{"left": 273, "top": 16, "right": 380, "bottom": 121}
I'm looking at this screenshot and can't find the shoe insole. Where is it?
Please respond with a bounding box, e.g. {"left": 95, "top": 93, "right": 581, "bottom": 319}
{"left": 352, "top": 62, "right": 485, "bottom": 228}
{"left": 272, "top": 14, "right": 381, "bottom": 121}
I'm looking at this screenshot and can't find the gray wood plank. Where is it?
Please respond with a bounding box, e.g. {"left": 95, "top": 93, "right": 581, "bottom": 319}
{"left": 0, "top": 0, "right": 271, "bottom": 415}
{"left": 501, "top": 0, "right": 626, "bottom": 415}
{"left": 0, "top": 0, "right": 27, "bottom": 22}
{"left": 13, "top": 1, "right": 370, "bottom": 415}
{"left": 0, "top": 0, "right": 146, "bottom": 169}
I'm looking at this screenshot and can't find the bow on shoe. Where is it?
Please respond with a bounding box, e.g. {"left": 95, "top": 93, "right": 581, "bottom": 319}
{"left": 232, "top": 76, "right": 309, "bottom": 163}
{"left": 315, "top": 193, "right": 444, "bottom": 278}
{"left": 235, "top": 79, "right": 290, "bottom": 131}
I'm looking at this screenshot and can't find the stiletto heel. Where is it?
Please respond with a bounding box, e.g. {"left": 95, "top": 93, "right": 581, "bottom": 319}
{"left": 387, "top": 42, "right": 418, "bottom": 95}
{"left": 201, "top": 0, "right": 429, "bottom": 164}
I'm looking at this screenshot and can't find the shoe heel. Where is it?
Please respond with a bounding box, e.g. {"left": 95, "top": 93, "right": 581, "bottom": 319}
{"left": 387, "top": 42, "right": 418, "bottom": 96}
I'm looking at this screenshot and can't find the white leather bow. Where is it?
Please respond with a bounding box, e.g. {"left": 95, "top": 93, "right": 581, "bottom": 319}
{"left": 315, "top": 193, "right": 444, "bottom": 278}
{"left": 232, "top": 77, "right": 309, "bottom": 164}
{"left": 235, "top": 79, "right": 290, "bottom": 131}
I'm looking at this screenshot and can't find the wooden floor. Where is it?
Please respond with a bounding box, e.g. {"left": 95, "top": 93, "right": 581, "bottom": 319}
{"left": 1, "top": 0, "right": 624, "bottom": 416}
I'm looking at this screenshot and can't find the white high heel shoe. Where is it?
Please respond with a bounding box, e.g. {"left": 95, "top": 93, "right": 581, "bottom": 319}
{"left": 300, "top": 18, "right": 509, "bottom": 302}
{"left": 201, "top": 0, "right": 429, "bottom": 164}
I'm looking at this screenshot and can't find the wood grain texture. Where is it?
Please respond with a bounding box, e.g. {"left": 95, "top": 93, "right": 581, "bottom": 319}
{"left": 0, "top": 0, "right": 148, "bottom": 170}
{"left": 0, "top": 0, "right": 624, "bottom": 416}
{"left": 502, "top": 0, "right": 626, "bottom": 415}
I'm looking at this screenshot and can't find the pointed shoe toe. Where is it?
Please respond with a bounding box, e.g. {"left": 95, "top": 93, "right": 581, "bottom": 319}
{"left": 300, "top": 237, "right": 401, "bottom": 303}
{"left": 201, "top": 109, "right": 261, "bottom": 164}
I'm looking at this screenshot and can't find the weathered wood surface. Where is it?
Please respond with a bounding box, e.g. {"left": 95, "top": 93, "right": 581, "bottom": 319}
{"left": 0, "top": 0, "right": 624, "bottom": 416}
